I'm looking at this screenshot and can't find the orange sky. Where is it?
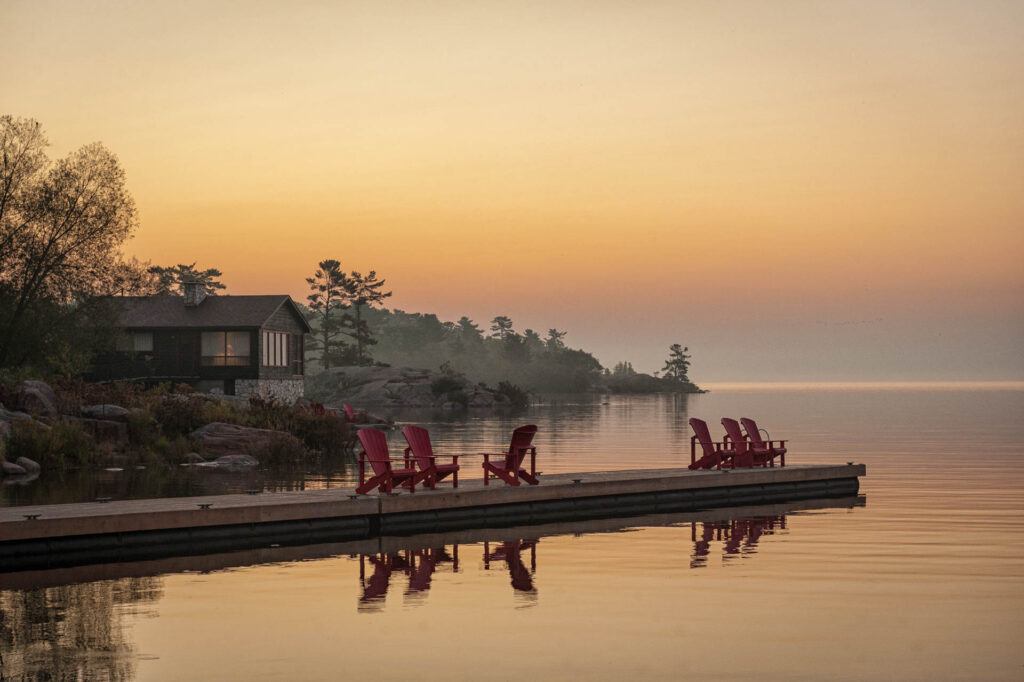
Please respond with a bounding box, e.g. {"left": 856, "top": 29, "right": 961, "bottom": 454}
{"left": 3, "top": 1, "right": 1022, "bottom": 380}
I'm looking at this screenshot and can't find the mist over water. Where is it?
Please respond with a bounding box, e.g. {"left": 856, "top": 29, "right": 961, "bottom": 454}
{"left": 2, "top": 383, "right": 1022, "bottom": 680}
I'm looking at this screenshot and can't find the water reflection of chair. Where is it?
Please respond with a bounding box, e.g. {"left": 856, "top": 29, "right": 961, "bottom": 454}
{"left": 688, "top": 418, "right": 741, "bottom": 469}
{"left": 359, "top": 546, "right": 460, "bottom": 609}
{"left": 740, "top": 417, "right": 787, "bottom": 467}
{"left": 689, "top": 515, "right": 788, "bottom": 568}
{"left": 483, "top": 540, "right": 537, "bottom": 592}
{"left": 406, "top": 547, "right": 459, "bottom": 595}
{"left": 482, "top": 425, "right": 539, "bottom": 486}
{"left": 402, "top": 425, "right": 460, "bottom": 489}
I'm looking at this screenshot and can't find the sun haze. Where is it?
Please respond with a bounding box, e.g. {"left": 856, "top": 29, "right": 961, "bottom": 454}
{"left": 3, "top": 0, "right": 1021, "bottom": 380}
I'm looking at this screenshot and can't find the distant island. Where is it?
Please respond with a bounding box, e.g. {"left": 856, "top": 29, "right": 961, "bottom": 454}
{"left": 301, "top": 305, "right": 702, "bottom": 407}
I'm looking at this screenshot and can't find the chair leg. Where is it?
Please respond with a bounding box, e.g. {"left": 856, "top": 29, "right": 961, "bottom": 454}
{"left": 356, "top": 473, "right": 386, "bottom": 495}
{"left": 519, "top": 470, "right": 539, "bottom": 486}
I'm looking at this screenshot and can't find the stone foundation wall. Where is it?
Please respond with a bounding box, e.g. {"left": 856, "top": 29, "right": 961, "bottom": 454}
{"left": 236, "top": 379, "right": 305, "bottom": 403}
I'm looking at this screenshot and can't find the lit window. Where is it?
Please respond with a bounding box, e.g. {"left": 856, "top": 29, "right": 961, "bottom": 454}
{"left": 201, "top": 331, "right": 251, "bottom": 366}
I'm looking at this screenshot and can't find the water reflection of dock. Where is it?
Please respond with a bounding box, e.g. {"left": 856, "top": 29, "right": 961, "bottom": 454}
{"left": 0, "top": 496, "right": 864, "bottom": 596}
{"left": 0, "top": 497, "right": 863, "bottom": 678}
{"left": 350, "top": 496, "right": 865, "bottom": 610}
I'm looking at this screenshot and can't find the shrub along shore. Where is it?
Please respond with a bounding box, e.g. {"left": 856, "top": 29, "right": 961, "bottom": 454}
{"left": 0, "top": 377, "right": 380, "bottom": 481}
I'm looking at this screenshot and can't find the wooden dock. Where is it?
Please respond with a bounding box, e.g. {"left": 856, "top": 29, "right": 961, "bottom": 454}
{"left": 0, "top": 495, "right": 865, "bottom": 591}
{"left": 0, "top": 464, "right": 863, "bottom": 571}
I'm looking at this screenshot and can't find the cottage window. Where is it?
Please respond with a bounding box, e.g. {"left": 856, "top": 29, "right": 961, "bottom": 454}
{"left": 201, "top": 331, "right": 251, "bottom": 366}
{"left": 115, "top": 332, "right": 153, "bottom": 352}
{"left": 263, "top": 331, "right": 289, "bottom": 367}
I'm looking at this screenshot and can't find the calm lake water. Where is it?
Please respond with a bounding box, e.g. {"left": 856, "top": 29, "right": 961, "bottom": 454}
{"left": 2, "top": 382, "right": 1023, "bottom": 681}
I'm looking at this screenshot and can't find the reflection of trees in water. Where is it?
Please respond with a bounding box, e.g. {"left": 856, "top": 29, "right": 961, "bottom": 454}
{"left": 0, "top": 577, "right": 163, "bottom": 681}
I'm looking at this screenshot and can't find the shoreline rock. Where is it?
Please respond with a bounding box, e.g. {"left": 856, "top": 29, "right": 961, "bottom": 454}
{"left": 190, "top": 421, "right": 302, "bottom": 458}
{"left": 306, "top": 366, "right": 516, "bottom": 409}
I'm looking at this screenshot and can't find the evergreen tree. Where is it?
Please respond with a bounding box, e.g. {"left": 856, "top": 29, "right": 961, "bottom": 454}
{"left": 457, "top": 316, "right": 483, "bottom": 342}
{"left": 342, "top": 269, "right": 391, "bottom": 364}
{"left": 490, "top": 315, "right": 514, "bottom": 340}
{"left": 305, "top": 259, "right": 350, "bottom": 370}
{"left": 662, "top": 344, "right": 692, "bottom": 383}
{"left": 147, "top": 263, "right": 226, "bottom": 296}
{"left": 545, "top": 328, "right": 567, "bottom": 350}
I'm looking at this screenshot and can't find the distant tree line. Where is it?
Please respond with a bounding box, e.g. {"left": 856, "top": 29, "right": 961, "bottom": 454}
{"left": 302, "top": 294, "right": 700, "bottom": 394}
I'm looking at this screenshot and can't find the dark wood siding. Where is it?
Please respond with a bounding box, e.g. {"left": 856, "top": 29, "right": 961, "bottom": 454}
{"left": 258, "top": 304, "right": 308, "bottom": 379}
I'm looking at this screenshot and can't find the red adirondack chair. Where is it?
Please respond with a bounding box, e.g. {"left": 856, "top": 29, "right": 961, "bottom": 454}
{"left": 402, "top": 425, "right": 460, "bottom": 489}
{"left": 721, "top": 418, "right": 759, "bottom": 468}
{"left": 355, "top": 428, "right": 429, "bottom": 494}
{"left": 482, "top": 425, "right": 539, "bottom": 486}
{"left": 343, "top": 403, "right": 356, "bottom": 421}
{"left": 740, "top": 417, "right": 787, "bottom": 467}
{"left": 688, "top": 417, "right": 740, "bottom": 469}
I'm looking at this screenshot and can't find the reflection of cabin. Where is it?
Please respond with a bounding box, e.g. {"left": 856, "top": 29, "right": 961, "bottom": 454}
{"left": 93, "top": 283, "right": 310, "bottom": 401}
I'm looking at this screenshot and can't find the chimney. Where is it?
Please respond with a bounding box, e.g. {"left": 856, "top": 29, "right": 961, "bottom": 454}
{"left": 183, "top": 281, "right": 207, "bottom": 308}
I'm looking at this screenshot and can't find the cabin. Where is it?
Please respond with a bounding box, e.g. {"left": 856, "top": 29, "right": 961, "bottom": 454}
{"left": 92, "top": 283, "right": 311, "bottom": 402}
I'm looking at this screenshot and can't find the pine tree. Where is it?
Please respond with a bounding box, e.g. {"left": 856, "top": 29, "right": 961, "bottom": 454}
{"left": 342, "top": 270, "right": 392, "bottom": 365}
{"left": 306, "top": 259, "right": 350, "bottom": 370}
{"left": 490, "top": 316, "right": 514, "bottom": 340}
{"left": 662, "top": 344, "right": 692, "bottom": 383}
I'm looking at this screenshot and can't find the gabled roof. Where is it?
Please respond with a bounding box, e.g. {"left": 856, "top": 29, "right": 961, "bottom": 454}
{"left": 114, "top": 295, "right": 312, "bottom": 333}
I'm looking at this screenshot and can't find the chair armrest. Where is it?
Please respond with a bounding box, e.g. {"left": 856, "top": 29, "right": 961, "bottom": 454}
{"left": 411, "top": 454, "right": 460, "bottom": 462}
{"left": 358, "top": 452, "right": 414, "bottom": 465}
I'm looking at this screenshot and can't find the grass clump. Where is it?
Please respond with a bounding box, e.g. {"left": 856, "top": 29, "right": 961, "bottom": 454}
{"left": 6, "top": 420, "right": 98, "bottom": 469}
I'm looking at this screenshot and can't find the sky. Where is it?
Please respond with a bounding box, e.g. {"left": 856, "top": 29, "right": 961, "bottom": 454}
{"left": 2, "top": 0, "right": 1022, "bottom": 381}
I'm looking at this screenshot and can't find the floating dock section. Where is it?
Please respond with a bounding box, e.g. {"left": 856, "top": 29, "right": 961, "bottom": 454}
{"left": 0, "top": 464, "right": 863, "bottom": 571}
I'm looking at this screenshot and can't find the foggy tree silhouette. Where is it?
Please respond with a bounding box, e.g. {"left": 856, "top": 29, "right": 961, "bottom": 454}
{"left": 662, "top": 344, "right": 692, "bottom": 383}
{"left": 341, "top": 269, "right": 392, "bottom": 365}
{"left": 545, "top": 329, "right": 567, "bottom": 350}
{"left": 306, "top": 259, "right": 351, "bottom": 370}
{"left": 490, "top": 316, "right": 514, "bottom": 340}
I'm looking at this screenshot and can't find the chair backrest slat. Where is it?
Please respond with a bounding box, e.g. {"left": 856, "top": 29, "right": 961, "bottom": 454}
{"left": 402, "top": 425, "right": 435, "bottom": 470}
{"left": 740, "top": 418, "right": 766, "bottom": 448}
{"left": 689, "top": 418, "right": 717, "bottom": 457}
{"left": 357, "top": 428, "right": 391, "bottom": 476}
{"left": 506, "top": 425, "right": 538, "bottom": 469}
{"left": 721, "top": 418, "right": 749, "bottom": 454}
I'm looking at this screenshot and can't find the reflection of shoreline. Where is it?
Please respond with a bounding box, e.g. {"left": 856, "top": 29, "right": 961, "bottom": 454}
{"left": 0, "top": 496, "right": 864, "bottom": 592}
{"left": 0, "top": 577, "right": 162, "bottom": 681}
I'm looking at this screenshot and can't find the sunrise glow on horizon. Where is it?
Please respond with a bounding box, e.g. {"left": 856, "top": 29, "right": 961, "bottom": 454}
{"left": 3, "top": 0, "right": 1021, "bottom": 381}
